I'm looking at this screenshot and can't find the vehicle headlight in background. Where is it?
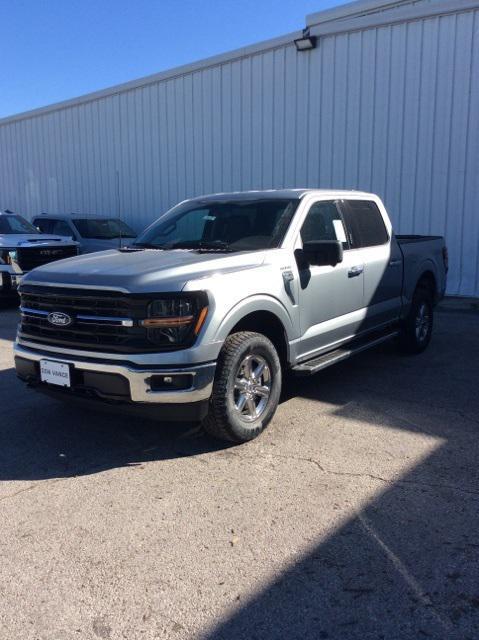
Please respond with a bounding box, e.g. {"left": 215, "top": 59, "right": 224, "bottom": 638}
{"left": 0, "top": 249, "right": 17, "bottom": 265}
{"left": 141, "top": 293, "right": 208, "bottom": 346}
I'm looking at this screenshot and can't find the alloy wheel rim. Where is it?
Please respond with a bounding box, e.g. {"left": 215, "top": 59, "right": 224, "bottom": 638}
{"left": 415, "top": 302, "right": 431, "bottom": 343}
{"left": 233, "top": 354, "right": 271, "bottom": 422}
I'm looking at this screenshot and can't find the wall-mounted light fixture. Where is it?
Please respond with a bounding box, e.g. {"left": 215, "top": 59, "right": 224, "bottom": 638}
{"left": 294, "top": 28, "right": 317, "bottom": 52}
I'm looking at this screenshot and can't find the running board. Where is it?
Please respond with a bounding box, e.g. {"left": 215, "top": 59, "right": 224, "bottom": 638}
{"left": 292, "top": 330, "right": 399, "bottom": 376}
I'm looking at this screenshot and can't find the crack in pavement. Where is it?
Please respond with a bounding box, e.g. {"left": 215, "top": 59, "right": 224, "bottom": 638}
{"left": 226, "top": 450, "right": 479, "bottom": 500}
{"left": 356, "top": 512, "right": 454, "bottom": 633}
{"left": 0, "top": 477, "right": 66, "bottom": 503}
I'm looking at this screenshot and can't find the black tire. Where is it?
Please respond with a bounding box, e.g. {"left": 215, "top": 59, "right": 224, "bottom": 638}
{"left": 202, "top": 331, "right": 282, "bottom": 443}
{"left": 398, "top": 287, "right": 434, "bottom": 354}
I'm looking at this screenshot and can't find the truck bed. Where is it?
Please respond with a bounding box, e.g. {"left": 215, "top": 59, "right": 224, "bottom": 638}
{"left": 396, "top": 235, "right": 442, "bottom": 244}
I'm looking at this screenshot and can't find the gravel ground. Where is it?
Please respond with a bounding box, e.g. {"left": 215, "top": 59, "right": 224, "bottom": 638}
{"left": 0, "top": 303, "right": 478, "bottom": 640}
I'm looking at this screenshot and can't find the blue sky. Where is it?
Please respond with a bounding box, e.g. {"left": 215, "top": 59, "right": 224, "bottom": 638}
{"left": 1, "top": 0, "right": 350, "bottom": 118}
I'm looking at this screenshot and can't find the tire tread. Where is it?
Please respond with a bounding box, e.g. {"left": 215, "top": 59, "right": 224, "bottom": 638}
{"left": 398, "top": 286, "right": 433, "bottom": 354}
{"left": 203, "top": 331, "right": 280, "bottom": 443}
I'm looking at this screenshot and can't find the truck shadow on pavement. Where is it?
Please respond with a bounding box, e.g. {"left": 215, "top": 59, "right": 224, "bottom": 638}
{"left": 0, "top": 304, "right": 229, "bottom": 481}
{"left": 0, "top": 365, "right": 231, "bottom": 482}
{"left": 0, "top": 345, "right": 407, "bottom": 483}
{"left": 1, "top": 311, "right": 479, "bottom": 637}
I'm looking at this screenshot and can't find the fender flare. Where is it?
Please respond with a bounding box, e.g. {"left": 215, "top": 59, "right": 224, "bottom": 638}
{"left": 213, "top": 294, "right": 296, "bottom": 344}
{"left": 402, "top": 259, "right": 439, "bottom": 313}
{"left": 412, "top": 259, "right": 438, "bottom": 296}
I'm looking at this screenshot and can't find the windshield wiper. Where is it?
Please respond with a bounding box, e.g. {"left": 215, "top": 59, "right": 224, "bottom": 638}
{"left": 131, "top": 242, "right": 165, "bottom": 250}
{"left": 129, "top": 240, "right": 235, "bottom": 252}
{"left": 165, "top": 240, "right": 235, "bottom": 253}
{"left": 89, "top": 235, "right": 119, "bottom": 240}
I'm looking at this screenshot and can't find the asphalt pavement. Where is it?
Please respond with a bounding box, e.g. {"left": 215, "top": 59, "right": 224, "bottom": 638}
{"left": 1, "top": 303, "right": 478, "bottom": 640}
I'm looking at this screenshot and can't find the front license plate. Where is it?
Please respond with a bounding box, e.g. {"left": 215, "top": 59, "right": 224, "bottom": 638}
{"left": 40, "top": 359, "right": 71, "bottom": 387}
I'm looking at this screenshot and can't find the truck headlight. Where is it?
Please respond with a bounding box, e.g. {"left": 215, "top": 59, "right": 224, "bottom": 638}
{"left": 141, "top": 294, "right": 208, "bottom": 346}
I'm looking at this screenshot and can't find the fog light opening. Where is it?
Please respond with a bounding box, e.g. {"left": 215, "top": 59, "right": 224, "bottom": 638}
{"left": 148, "top": 374, "right": 194, "bottom": 392}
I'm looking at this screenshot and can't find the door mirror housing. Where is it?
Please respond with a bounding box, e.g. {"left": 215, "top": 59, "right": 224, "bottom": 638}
{"left": 302, "top": 240, "right": 343, "bottom": 267}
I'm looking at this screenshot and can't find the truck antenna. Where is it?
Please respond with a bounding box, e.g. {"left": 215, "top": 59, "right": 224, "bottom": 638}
{"left": 116, "top": 169, "right": 122, "bottom": 248}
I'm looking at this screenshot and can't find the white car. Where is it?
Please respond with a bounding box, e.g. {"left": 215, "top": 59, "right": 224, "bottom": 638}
{"left": 0, "top": 210, "right": 79, "bottom": 298}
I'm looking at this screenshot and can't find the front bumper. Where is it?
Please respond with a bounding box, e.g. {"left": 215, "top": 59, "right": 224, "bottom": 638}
{"left": 14, "top": 342, "right": 216, "bottom": 420}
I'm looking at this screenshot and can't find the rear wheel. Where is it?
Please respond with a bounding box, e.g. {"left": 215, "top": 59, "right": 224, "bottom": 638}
{"left": 202, "top": 331, "right": 282, "bottom": 443}
{"left": 398, "top": 287, "right": 434, "bottom": 354}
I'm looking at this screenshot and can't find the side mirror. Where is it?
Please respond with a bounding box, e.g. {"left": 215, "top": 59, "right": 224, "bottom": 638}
{"left": 302, "top": 240, "right": 343, "bottom": 267}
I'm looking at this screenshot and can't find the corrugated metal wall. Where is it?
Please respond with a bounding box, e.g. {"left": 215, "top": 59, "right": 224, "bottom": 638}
{"left": 0, "top": 2, "right": 478, "bottom": 295}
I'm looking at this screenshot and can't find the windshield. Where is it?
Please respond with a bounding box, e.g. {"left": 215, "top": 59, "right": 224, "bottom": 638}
{"left": 72, "top": 218, "right": 136, "bottom": 240}
{"left": 134, "top": 199, "right": 299, "bottom": 252}
{"left": 0, "top": 214, "right": 40, "bottom": 235}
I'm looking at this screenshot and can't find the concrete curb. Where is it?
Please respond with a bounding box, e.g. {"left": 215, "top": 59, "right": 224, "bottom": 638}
{"left": 437, "top": 297, "right": 479, "bottom": 314}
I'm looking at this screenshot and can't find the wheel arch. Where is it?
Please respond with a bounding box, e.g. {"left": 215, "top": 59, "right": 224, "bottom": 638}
{"left": 416, "top": 269, "right": 438, "bottom": 302}
{"left": 214, "top": 296, "right": 294, "bottom": 368}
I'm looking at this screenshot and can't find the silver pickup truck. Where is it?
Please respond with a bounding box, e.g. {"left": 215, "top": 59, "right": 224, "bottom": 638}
{"left": 14, "top": 190, "right": 447, "bottom": 443}
{"left": 0, "top": 211, "right": 79, "bottom": 298}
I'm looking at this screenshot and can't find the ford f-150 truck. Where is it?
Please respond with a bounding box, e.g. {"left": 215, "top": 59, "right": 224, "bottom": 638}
{"left": 0, "top": 210, "right": 79, "bottom": 298}
{"left": 14, "top": 190, "right": 448, "bottom": 443}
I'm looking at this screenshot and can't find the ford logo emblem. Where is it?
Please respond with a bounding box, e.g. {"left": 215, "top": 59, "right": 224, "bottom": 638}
{"left": 47, "top": 312, "right": 73, "bottom": 327}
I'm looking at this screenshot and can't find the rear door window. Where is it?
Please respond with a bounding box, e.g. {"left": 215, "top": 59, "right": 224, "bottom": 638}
{"left": 33, "top": 218, "right": 53, "bottom": 233}
{"left": 51, "top": 220, "right": 74, "bottom": 236}
{"left": 340, "top": 200, "right": 389, "bottom": 248}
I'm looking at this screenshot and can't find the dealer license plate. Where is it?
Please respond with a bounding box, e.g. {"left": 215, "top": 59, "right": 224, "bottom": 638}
{"left": 40, "top": 359, "right": 71, "bottom": 387}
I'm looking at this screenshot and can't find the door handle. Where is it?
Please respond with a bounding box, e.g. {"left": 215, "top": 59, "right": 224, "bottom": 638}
{"left": 348, "top": 265, "right": 364, "bottom": 277}
{"left": 389, "top": 259, "right": 402, "bottom": 267}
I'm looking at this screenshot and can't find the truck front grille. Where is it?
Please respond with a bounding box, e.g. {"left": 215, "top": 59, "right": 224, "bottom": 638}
{"left": 17, "top": 245, "right": 78, "bottom": 271}
{"left": 18, "top": 285, "right": 156, "bottom": 353}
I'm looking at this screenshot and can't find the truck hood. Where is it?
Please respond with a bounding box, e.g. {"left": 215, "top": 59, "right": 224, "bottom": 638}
{"left": 0, "top": 234, "right": 77, "bottom": 248}
{"left": 22, "top": 248, "right": 266, "bottom": 293}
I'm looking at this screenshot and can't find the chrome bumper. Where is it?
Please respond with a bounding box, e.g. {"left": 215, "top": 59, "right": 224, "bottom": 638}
{"left": 14, "top": 342, "right": 216, "bottom": 404}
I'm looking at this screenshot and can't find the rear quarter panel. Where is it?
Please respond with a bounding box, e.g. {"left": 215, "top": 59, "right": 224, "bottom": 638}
{"left": 399, "top": 238, "right": 447, "bottom": 306}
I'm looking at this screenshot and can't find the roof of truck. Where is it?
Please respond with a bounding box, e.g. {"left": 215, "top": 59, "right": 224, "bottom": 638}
{"left": 32, "top": 190, "right": 378, "bottom": 220}
{"left": 190, "top": 189, "right": 377, "bottom": 202}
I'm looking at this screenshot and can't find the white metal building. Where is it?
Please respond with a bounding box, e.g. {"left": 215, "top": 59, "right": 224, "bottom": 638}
{"left": 0, "top": 0, "right": 477, "bottom": 295}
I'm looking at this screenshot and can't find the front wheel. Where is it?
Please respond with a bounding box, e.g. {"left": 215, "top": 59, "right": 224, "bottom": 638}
{"left": 202, "top": 331, "right": 282, "bottom": 443}
{"left": 398, "top": 288, "right": 434, "bottom": 354}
